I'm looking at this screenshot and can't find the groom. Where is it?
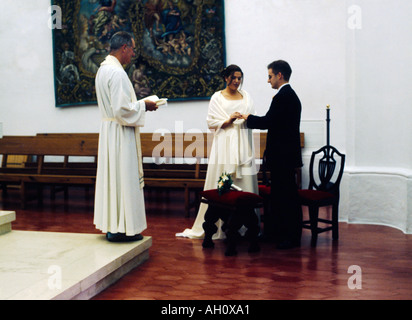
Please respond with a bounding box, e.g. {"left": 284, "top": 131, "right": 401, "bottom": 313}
{"left": 242, "top": 60, "right": 303, "bottom": 249}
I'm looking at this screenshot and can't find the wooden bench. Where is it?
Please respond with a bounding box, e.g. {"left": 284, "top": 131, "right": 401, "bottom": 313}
{"left": 0, "top": 132, "right": 304, "bottom": 215}
{"left": 141, "top": 132, "right": 211, "bottom": 216}
{"left": 0, "top": 135, "right": 98, "bottom": 208}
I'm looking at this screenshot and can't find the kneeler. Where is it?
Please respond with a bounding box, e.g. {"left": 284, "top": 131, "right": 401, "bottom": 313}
{"left": 200, "top": 189, "right": 263, "bottom": 256}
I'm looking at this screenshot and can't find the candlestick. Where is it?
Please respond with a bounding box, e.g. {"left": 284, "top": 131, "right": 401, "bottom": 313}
{"left": 326, "top": 105, "right": 330, "bottom": 147}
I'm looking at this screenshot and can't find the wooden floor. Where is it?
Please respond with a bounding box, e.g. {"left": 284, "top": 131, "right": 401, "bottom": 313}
{"left": 2, "top": 186, "right": 412, "bottom": 300}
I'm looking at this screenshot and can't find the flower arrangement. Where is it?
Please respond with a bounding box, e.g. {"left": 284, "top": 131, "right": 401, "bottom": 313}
{"left": 217, "top": 172, "right": 233, "bottom": 195}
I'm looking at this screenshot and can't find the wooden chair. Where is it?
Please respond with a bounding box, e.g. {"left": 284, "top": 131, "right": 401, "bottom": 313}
{"left": 298, "top": 145, "right": 345, "bottom": 247}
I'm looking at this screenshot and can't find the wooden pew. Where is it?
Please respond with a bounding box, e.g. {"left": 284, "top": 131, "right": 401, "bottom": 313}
{"left": 0, "top": 135, "right": 98, "bottom": 208}
{"left": 141, "top": 132, "right": 212, "bottom": 216}
{"left": 0, "top": 132, "right": 304, "bottom": 215}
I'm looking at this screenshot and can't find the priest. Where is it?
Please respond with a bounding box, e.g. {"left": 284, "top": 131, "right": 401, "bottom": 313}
{"left": 93, "top": 31, "right": 158, "bottom": 242}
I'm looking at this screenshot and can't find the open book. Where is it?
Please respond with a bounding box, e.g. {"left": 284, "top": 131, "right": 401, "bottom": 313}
{"left": 146, "top": 95, "right": 168, "bottom": 106}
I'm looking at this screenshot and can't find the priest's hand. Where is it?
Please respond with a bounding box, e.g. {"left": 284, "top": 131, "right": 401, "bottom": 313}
{"left": 144, "top": 99, "right": 158, "bottom": 111}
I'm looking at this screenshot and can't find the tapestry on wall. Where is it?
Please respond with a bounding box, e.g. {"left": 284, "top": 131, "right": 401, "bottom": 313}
{"left": 51, "top": 0, "right": 226, "bottom": 107}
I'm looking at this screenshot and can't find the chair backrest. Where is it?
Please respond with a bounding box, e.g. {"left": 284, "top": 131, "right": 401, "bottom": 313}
{"left": 308, "top": 145, "right": 345, "bottom": 195}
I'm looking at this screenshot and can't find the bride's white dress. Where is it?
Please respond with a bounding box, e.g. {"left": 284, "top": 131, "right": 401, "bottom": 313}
{"left": 176, "top": 90, "right": 259, "bottom": 239}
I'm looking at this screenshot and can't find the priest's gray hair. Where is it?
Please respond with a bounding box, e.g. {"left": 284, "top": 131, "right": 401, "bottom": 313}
{"left": 110, "top": 31, "right": 133, "bottom": 52}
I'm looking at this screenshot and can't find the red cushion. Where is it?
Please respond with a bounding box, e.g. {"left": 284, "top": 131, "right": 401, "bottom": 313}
{"left": 258, "top": 184, "right": 271, "bottom": 196}
{"left": 298, "top": 189, "right": 334, "bottom": 201}
{"left": 200, "top": 189, "right": 263, "bottom": 207}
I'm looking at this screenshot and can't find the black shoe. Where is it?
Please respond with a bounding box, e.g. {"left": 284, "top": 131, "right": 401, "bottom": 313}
{"left": 127, "top": 234, "right": 143, "bottom": 241}
{"left": 106, "top": 232, "right": 143, "bottom": 242}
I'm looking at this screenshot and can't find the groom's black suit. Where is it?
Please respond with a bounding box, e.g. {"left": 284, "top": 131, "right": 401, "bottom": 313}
{"left": 247, "top": 84, "right": 303, "bottom": 246}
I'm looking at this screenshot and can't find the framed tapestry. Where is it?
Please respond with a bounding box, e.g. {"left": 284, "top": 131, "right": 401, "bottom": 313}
{"left": 51, "top": 0, "right": 226, "bottom": 107}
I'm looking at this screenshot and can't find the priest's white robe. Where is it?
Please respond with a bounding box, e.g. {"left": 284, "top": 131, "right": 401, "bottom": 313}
{"left": 176, "top": 90, "right": 259, "bottom": 239}
{"left": 93, "top": 55, "right": 147, "bottom": 236}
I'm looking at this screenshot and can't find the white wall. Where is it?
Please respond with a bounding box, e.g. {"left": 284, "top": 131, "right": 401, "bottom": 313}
{"left": 342, "top": 0, "right": 412, "bottom": 233}
{"left": 1, "top": 0, "right": 411, "bottom": 232}
{"left": 0, "top": 0, "right": 348, "bottom": 139}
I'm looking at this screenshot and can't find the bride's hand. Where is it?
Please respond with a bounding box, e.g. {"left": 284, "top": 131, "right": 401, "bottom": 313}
{"left": 230, "top": 112, "right": 242, "bottom": 121}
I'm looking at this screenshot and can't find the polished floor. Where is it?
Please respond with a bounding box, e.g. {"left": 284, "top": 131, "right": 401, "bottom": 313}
{"left": 2, "top": 186, "right": 412, "bottom": 300}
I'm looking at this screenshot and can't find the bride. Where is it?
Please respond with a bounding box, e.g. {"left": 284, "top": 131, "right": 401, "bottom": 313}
{"left": 176, "top": 64, "right": 260, "bottom": 240}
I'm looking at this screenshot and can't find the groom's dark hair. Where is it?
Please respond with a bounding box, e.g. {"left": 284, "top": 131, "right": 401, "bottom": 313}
{"left": 268, "top": 60, "right": 292, "bottom": 81}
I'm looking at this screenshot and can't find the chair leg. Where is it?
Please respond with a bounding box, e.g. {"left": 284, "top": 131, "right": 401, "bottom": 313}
{"left": 202, "top": 205, "right": 219, "bottom": 248}
{"left": 308, "top": 206, "right": 319, "bottom": 247}
{"left": 332, "top": 204, "right": 339, "bottom": 240}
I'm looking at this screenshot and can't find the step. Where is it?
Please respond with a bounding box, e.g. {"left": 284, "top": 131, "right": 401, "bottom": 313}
{"left": 0, "top": 230, "right": 151, "bottom": 300}
{"left": 0, "top": 211, "right": 16, "bottom": 235}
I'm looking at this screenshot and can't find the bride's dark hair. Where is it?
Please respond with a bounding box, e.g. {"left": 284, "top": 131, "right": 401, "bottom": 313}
{"left": 221, "top": 64, "right": 243, "bottom": 88}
